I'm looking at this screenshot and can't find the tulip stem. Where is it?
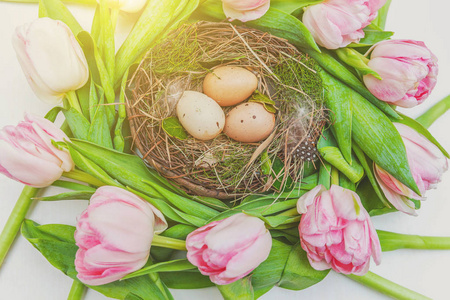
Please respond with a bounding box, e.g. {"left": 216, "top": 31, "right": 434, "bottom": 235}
{"left": 416, "top": 94, "right": 450, "bottom": 128}
{"left": 331, "top": 167, "right": 340, "bottom": 186}
{"left": 346, "top": 271, "right": 431, "bottom": 300}
{"left": 152, "top": 235, "right": 187, "bottom": 251}
{"left": 67, "top": 280, "right": 86, "bottom": 300}
{"left": 66, "top": 90, "right": 82, "bottom": 113}
{"left": 377, "top": 230, "right": 450, "bottom": 251}
{"left": 0, "top": 186, "right": 39, "bottom": 267}
{"left": 62, "top": 169, "right": 106, "bottom": 187}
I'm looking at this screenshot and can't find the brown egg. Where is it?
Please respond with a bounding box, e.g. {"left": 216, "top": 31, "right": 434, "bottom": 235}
{"left": 176, "top": 91, "right": 225, "bottom": 141}
{"left": 203, "top": 66, "right": 258, "bottom": 107}
{"left": 224, "top": 102, "right": 275, "bottom": 143}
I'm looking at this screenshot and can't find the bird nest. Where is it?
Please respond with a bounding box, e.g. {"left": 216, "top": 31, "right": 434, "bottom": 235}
{"left": 126, "top": 21, "right": 326, "bottom": 200}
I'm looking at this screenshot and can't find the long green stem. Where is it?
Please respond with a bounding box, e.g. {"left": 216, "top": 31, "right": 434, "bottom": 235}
{"left": 416, "top": 94, "right": 450, "bottom": 128}
{"left": 0, "top": 186, "right": 39, "bottom": 267}
{"left": 377, "top": 230, "right": 450, "bottom": 252}
{"left": 67, "top": 280, "right": 86, "bottom": 300}
{"left": 331, "top": 167, "right": 340, "bottom": 186}
{"left": 66, "top": 90, "right": 83, "bottom": 113}
{"left": 62, "top": 169, "right": 106, "bottom": 187}
{"left": 346, "top": 271, "right": 431, "bottom": 300}
{"left": 152, "top": 235, "right": 187, "bottom": 251}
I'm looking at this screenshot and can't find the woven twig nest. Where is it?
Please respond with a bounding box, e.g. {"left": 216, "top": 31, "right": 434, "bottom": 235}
{"left": 126, "top": 22, "right": 326, "bottom": 199}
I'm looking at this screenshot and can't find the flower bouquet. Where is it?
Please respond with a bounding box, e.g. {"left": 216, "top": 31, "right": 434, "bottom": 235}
{"left": 1, "top": 0, "right": 450, "bottom": 299}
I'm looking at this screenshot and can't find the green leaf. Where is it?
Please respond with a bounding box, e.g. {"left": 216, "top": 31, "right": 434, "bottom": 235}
{"left": 191, "top": 196, "right": 230, "bottom": 211}
{"left": 51, "top": 180, "right": 97, "bottom": 192}
{"left": 301, "top": 48, "right": 399, "bottom": 119}
{"left": 371, "top": 0, "right": 392, "bottom": 31}
{"left": 21, "top": 220, "right": 78, "bottom": 278}
{"left": 115, "top": 66, "right": 135, "bottom": 152}
{"left": 318, "top": 160, "right": 332, "bottom": 189}
{"left": 217, "top": 277, "right": 254, "bottom": 300}
{"left": 247, "top": 8, "right": 320, "bottom": 52}
{"left": 271, "top": 0, "right": 323, "bottom": 14}
{"left": 357, "top": 179, "right": 397, "bottom": 216}
{"left": 318, "top": 146, "right": 364, "bottom": 183}
{"left": 395, "top": 112, "right": 449, "bottom": 158}
{"left": 123, "top": 259, "right": 195, "bottom": 280}
{"left": 98, "top": 0, "right": 115, "bottom": 80}
{"left": 76, "top": 81, "right": 91, "bottom": 120}
{"left": 248, "top": 90, "right": 278, "bottom": 112}
{"left": 278, "top": 243, "right": 329, "bottom": 290}
{"left": 251, "top": 239, "right": 292, "bottom": 289}
{"left": 88, "top": 93, "right": 114, "bottom": 149}
{"left": 162, "top": 117, "right": 188, "bottom": 140}
{"left": 66, "top": 144, "right": 123, "bottom": 187}
{"left": 319, "top": 70, "right": 352, "bottom": 163}
{"left": 130, "top": 188, "right": 206, "bottom": 227}
{"left": 33, "top": 191, "right": 93, "bottom": 201}
{"left": 160, "top": 270, "right": 214, "bottom": 289}
{"left": 45, "top": 107, "right": 63, "bottom": 122}
{"left": 351, "top": 88, "right": 420, "bottom": 195}
{"left": 38, "top": 0, "right": 83, "bottom": 35}
{"left": 77, "top": 31, "right": 115, "bottom": 120}
{"left": 63, "top": 108, "right": 90, "bottom": 140}
{"left": 349, "top": 26, "right": 394, "bottom": 47}
{"left": 352, "top": 143, "right": 391, "bottom": 208}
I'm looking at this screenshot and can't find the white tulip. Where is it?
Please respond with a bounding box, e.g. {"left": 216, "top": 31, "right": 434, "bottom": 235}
{"left": 12, "top": 18, "right": 89, "bottom": 104}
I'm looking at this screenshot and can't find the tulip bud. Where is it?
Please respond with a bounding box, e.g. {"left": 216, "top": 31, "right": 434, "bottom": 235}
{"left": 97, "top": 0, "right": 147, "bottom": 13}
{"left": 374, "top": 123, "right": 448, "bottom": 215}
{"left": 363, "top": 40, "right": 438, "bottom": 108}
{"left": 74, "top": 186, "right": 168, "bottom": 286}
{"left": 12, "top": 18, "right": 89, "bottom": 104}
{"left": 297, "top": 185, "right": 381, "bottom": 275}
{"left": 186, "top": 213, "right": 272, "bottom": 285}
{"left": 222, "top": 0, "right": 270, "bottom": 22}
{"left": 302, "top": 0, "right": 386, "bottom": 49}
{"left": 0, "top": 113, "right": 74, "bottom": 187}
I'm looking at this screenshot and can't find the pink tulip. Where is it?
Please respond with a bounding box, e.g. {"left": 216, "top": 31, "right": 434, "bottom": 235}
{"left": 0, "top": 113, "right": 74, "bottom": 187}
{"left": 74, "top": 186, "right": 168, "bottom": 286}
{"left": 222, "top": 0, "right": 270, "bottom": 22}
{"left": 302, "top": 0, "right": 386, "bottom": 49}
{"left": 374, "top": 123, "right": 448, "bottom": 215}
{"left": 186, "top": 213, "right": 272, "bottom": 285}
{"left": 363, "top": 40, "right": 438, "bottom": 107}
{"left": 12, "top": 18, "right": 89, "bottom": 104}
{"left": 297, "top": 185, "right": 381, "bottom": 275}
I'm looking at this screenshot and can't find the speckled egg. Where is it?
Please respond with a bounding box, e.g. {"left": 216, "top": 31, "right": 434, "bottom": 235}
{"left": 176, "top": 91, "right": 225, "bottom": 140}
{"left": 224, "top": 102, "right": 275, "bottom": 143}
{"left": 203, "top": 66, "right": 258, "bottom": 107}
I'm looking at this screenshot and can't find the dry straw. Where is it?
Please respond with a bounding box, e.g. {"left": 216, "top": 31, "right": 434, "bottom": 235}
{"left": 126, "top": 22, "right": 326, "bottom": 199}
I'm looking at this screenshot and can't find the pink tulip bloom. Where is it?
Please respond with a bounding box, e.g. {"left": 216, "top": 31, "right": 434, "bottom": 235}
{"left": 186, "top": 213, "right": 272, "bottom": 285}
{"left": 74, "top": 186, "right": 168, "bottom": 286}
{"left": 222, "top": 0, "right": 270, "bottom": 22}
{"left": 12, "top": 18, "right": 89, "bottom": 104}
{"left": 374, "top": 123, "right": 448, "bottom": 215}
{"left": 363, "top": 40, "right": 438, "bottom": 107}
{"left": 0, "top": 113, "right": 73, "bottom": 187}
{"left": 302, "top": 0, "right": 386, "bottom": 49}
{"left": 297, "top": 185, "right": 381, "bottom": 275}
